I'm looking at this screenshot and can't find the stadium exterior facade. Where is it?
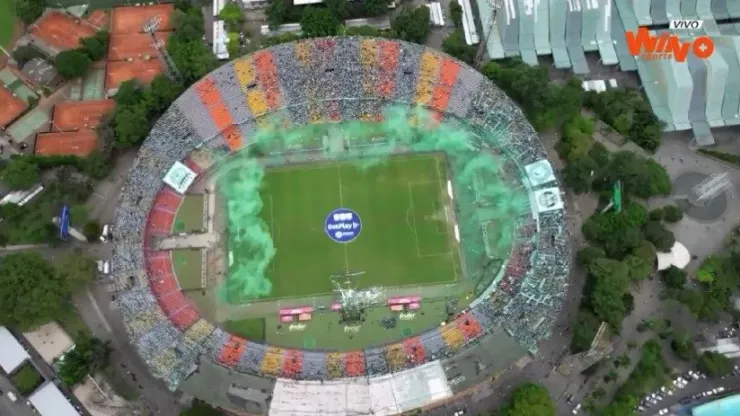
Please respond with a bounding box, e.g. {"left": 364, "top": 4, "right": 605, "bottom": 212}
{"left": 477, "top": 0, "right": 740, "bottom": 145}
{"left": 112, "top": 38, "right": 570, "bottom": 414}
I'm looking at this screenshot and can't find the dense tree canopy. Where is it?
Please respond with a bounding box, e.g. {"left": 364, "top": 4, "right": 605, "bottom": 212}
{"left": 698, "top": 351, "right": 732, "bottom": 377}
{"left": 301, "top": 7, "right": 340, "bottom": 37}
{"left": 570, "top": 310, "right": 602, "bottom": 353}
{"left": 449, "top": 1, "right": 463, "bottom": 28}
{"left": 17, "top": 0, "right": 44, "bottom": 24}
{"left": 663, "top": 205, "right": 683, "bottom": 222}
{"left": 442, "top": 29, "right": 476, "bottom": 65}
{"left": 587, "top": 258, "right": 631, "bottom": 328}
{"left": 577, "top": 246, "right": 606, "bottom": 267}
{"left": 584, "top": 88, "right": 663, "bottom": 151}
{"left": 498, "top": 383, "right": 555, "bottom": 416}
{"left": 58, "top": 336, "right": 112, "bottom": 386}
{"left": 582, "top": 201, "right": 648, "bottom": 258}
{"left": 80, "top": 31, "right": 110, "bottom": 61}
{"left": 169, "top": 5, "right": 218, "bottom": 84}
{"left": 643, "top": 221, "right": 675, "bottom": 252}
{"left": 55, "top": 49, "right": 92, "bottom": 79}
{"left": 180, "top": 400, "right": 226, "bottom": 416}
{"left": 0, "top": 253, "right": 84, "bottom": 329}
{"left": 661, "top": 266, "right": 686, "bottom": 289}
{"left": 1, "top": 156, "right": 40, "bottom": 190}
{"left": 218, "top": 2, "right": 244, "bottom": 29}
{"left": 391, "top": 6, "right": 430, "bottom": 44}
{"left": 595, "top": 151, "right": 672, "bottom": 199}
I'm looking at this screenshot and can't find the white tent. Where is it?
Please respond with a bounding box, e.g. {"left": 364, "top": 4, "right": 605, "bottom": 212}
{"left": 0, "top": 326, "right": 30, "bottom": 373}
{"left": 656, "top": 241, "right": 691, "bottom": 270}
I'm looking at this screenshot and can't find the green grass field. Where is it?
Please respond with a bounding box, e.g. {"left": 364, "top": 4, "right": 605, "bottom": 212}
{"left": 223, "top": 318, "right": 266, "bottom": 341}
{"left": 173, "top": 194, "right": 205, "bottom": 233}
{"left": 0, "top": 0, "right": 14, "bottom": 48}
{"left": 231, "top": 153, "right": 461, "bottom": 300}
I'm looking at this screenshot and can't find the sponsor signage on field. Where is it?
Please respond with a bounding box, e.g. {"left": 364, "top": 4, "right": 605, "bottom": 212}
{"left": 325, "top": 208, "right": 362, "bottom": 243}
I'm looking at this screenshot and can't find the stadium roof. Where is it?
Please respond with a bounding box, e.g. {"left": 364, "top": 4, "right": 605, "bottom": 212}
{"left": 475, "top": 0, "right": 740, "bottom": 145}
{"left": 269, "top": 361, "right": 453, "bottom": 416}
{"left": 0, "top": 327, "right": 30, "bottom": 373}
{"left": 35, "top": 130, "right": 99, "bottom": 157}
{"left": 28, "top": 382, "right": 80, "bottom": 416}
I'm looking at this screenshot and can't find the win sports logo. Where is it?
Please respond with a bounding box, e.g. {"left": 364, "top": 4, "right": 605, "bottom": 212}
{"left": 625, "top": 24, "right": 714, "bottom": 62}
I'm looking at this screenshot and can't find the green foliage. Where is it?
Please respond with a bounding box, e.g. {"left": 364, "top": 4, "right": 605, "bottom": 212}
{"left": 325, "top": 0, "right": 349, "bottom": 20}
{"left": 111, "top": 77, "right": 186, "bottom": 147}
{"left": 697, "top": 256, "right": 721, "bottom": 284}
{"left": 0, "top": 252, "right": 86, "bottom": 329}
{"left": 301, "top": 8, "right": 340, "bottom": 37}
{"left": 698, "top": 148, "right": 740, "bottom": 167}
{"left": 581, "top": 201, "right": 648, "bottom": 258}
{"left": 597, "top": 151, "right": 671, "bottom": 199}
{"left": 577, "top": 246, "right": 606, "bottom": 267}
{"left": 55, "top": 49, "right": 92, "bottom": 79}
{"left": 266, "top": 0, "right": 291, "bottom": 29}
{"left": 649, "top": 207, "right": 664, "bottom": 221}
{"left": 17, "top": 0, "right": 44, "bottom": 25}
{"left": 12, "top": 364, "right": 42, "bottom": 396}
{"left": 83, "top": 221, "right": 102, "bottom": 242}
{"left": 449, "top": 1, "right": 463, "bottom": 28}
{"left": 662, "top": 205, "right": 682, "bottom": 223}
{"left": 570, "top": 310, "right": 601, "bottom": 353}
{"left": 643, "top": 221, "right": 675, "bottom": 252}
{"left": 660, "top": 265, "right": 686, "bottom": 289}
{"left": 360, "top": 0, "right": 393, "bottom": 16}
{"left": 609, "top": 340, "right": 668, "bottom": 409}
{"left": 698, "top": 351, "right": 733, "bottom": 377}
{"left": 631, "top": 240, "right": 656, "bottom": 265}
{"left": 218, "top": 2, "right": 244, "bottom": 29}
{"left": 557, "top": 115, "right": 595, "bottom": 163}
{"left": 498, "top": 383, "right": 555, "bottom": 416}
{"left": 442, "top": 29, "right": 476, "bottom": 65}
{"left": 80, "top": 30, "right": 110, "bottom": 61}
{"left": 343, "top": 25, "right": 389, "bottom": 37}
{"left": 587, "top": 258, "right": 631, "bottom": 328}
{"left": 58, "top": 335, "right": 112, "bottom": 386}
{"left": 482, "top": 60, "right": 582, "bottom": 132}
{"left": 1, "top": 156, "right": 40, "bottom": 189}
{"left": 180, "top": 400, "right": 226, "bottom": 416}
{"left": 671, "top": 330, "right": 696, "bottom": 362}
{"left": 391, "top": 6, "right": 430, "bottom": 44}
{"left": 169, "top": 6, "right": 218, "bottom": 85}
{"left": 623, "top": 254, "right": 652, "bottom": 281}
{"left": 584, "top": 87, "right": 663, "bottom": 151}
{"left": 562, "top": 157, "right": 596, "bottom": 194}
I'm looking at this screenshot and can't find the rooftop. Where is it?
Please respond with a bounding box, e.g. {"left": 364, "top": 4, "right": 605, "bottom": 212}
{"left": 0, "top": 326, "right": 30, "bottom": 374}
{"left": 28, "top": 382, "right": 80, "bottom": 416}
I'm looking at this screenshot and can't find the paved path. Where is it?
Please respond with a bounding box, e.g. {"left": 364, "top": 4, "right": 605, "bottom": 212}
{"left": 157, "top": 233, "right": 217, "bottom": 250}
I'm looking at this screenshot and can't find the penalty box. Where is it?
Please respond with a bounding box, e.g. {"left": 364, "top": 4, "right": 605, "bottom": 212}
{"left": 225, "top": 153, "right": 463, "bottom": 301}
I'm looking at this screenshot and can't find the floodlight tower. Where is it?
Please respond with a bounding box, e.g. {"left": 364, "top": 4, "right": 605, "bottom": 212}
{"left": 143, "top": 16, "right": 182, "bottom": 83}
{"left": 473, "top": 0, "right": 503, "bottom": 69}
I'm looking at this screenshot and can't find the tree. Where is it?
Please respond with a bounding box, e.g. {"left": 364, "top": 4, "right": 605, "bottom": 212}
{"left": 671, "top": 331, "right": 696, "bottom": 361}
{"left": 391, "top": 6, "right": 430, "bottom": 44}
{"left": 218, "top": 2, "right": 244, "bottom": 29}
{"left": 696, "top": 256, "right": 720, "bottom": 284}
{"left": 587, "top": 258, "right": 631, "bottom": 328}
{"left": 147, "top": 76, "right": 185, "bottom": 115}
{"left": 631, "top": 240, "right": 656, "bottom": 265}
{"left": 11, "top": 45, "right": 43, "bottom": 66}
{"left": 362, "top": 0, "right": 393, "bottom": 16}
{"left": 83, "top": 221, "right": 102, "bottom": 242}
{"left": 661, "top": 266, "right": 686, "bottom": 289}
{"left": 266, "top": 0, "right": 290, "bottom": 29}
{"left": 663, "top": 205, "right": 683, "bottom": 223}
{"left": 80, "top": 31, "right": 110, "bottom": 61}
{"left": 168, "top": 36, "right": 218, "bottom": 85}
{"left": 649, "top": 207, "right": 665, "bottom": 221}
{"left": 181, "top": 400, "right": 225, "bottom": 416}
{"left": 58, "top": 336, "right": 112, "bottom": 386}
{"left": 300, "top": 8, "right": 340, "bottom": 38}
{"left": 581, "top": 202, "right": 647, "bottom": 258}
{"left": 498, "top": 383, "right": 555, "bottom": 416}
{"left": 17, "top": 0, "right": 44, "bottom": 24}
{"left": 0, "top": 253, "right": 78, "bottom": 330}
{"left": 325, "top": 0, "right": 349, "bottom": 20}
{"left": 598, "top": 151, "right": 671, "bottom": 199}
{"left": 643, "top": 221, "right": 675, "bottom": 252}
{"left": 113, "top": 105, "right": 151, "bottom": 147}
{"left": 441, "top": 29, "right": 476, "bottom": 65}
{"left": 2, "top": 157, "right": 40, "bottom": 190}
{"left": 562, "top": 157, "right": 596, "bottom": 194}
{"left": 698, "top": 351, "right": 732, "bottom": 377}
{"left": 577, "top": 246, "right": 605, "bottom": 267}
{"left": 624, "top": 254, "right": 652, "bottom": 281}
{"left": 55, "top": 49, "right": 92, "bottom": 79}
{"left": 570, "top": 311, "right": 601, "bottom": 353}
{"left": 449, "top": 1, "right": 463, "bottom": 28}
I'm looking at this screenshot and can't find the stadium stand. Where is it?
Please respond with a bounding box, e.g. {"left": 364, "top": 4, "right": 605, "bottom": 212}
{"left": 113, "top": 38, "right": 570, "bottom": 391}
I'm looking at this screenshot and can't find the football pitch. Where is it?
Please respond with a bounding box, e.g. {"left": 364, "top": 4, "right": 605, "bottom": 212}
{"left": 230, "top": 153, "right": 462, "bottom": 300}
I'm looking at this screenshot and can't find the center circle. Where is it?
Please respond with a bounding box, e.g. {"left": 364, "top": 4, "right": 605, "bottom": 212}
{"left": 324, "top": 208, "right": 362, "bottom": 243}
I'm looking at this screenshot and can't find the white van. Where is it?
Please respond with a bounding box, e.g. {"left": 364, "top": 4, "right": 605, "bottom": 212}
{"left": 96, "top": 260, "right": 104, "bottom": 272}
{"left": 103, "top": 261, "right": 110, "bottom": 275}
{"left": 6, "top": 391, "right": 17, "bottom": 402}
{"left": 100, "top": 224, "right": 110, "bottom": 242}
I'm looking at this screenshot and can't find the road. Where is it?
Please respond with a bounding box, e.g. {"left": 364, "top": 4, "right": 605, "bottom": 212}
{"left": 640, "top": 375, "right": 740, "bottom": 415}
{"left": 0, "top": 375, "right": 35, "bottom": 416}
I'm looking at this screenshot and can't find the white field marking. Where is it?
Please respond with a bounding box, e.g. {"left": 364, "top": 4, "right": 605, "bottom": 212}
{"left": 268, "top": 195, "right": 277, "bottom": 272}
{"left": 337, "top": 166, "right": 350, "bottom": 272}
{"left": 408, "top": 183, "right": 453, "bottom": 259}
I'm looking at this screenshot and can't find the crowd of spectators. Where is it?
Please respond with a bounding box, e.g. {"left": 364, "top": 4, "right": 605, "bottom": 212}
{"left": 110, "top": 37, "right": 571, "bottom": 390}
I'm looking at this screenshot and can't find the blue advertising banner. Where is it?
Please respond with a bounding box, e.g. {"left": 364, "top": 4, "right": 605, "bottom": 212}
{"left": 59, "top": 205, "right": 70, "bottom": 240}
{"left": 324, "top": 208, "right": 362, "bottom": 243}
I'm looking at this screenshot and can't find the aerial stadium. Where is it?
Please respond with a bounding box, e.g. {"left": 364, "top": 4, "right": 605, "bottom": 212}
{"left": 112, "top": 37, "right": 571, "bottom": 415}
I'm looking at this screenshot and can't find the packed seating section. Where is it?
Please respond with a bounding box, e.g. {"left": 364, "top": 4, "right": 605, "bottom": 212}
{"left": 112, "top": 38, "right": 570, "bottom": 390}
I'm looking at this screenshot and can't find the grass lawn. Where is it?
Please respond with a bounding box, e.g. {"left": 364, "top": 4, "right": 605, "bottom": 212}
{"left": 228, "top": 154, "right": 460, "bottom": 300}
{"left": 57, "top": 303, "right": 92, "bottom": 342}
{"left": 172, "top": 249, "right": 203, "bottom": 291}
{"left": 0, "top": 0, "right": 14, "bottom": 48}
{"left": 173, "top": 194, "right": 205, "bottom": 234}
{"left": 223, "top": 318, "right": 266, "bottom": 341}
{"left": 12, "top": 363, "right": 43, "bottom": 396}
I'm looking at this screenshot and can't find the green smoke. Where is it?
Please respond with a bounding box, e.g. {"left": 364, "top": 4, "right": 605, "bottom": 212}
{"left": 215, "top": 106, "right": 529, "bottom": 304}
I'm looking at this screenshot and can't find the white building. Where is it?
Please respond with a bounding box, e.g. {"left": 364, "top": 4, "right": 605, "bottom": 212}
{"left": 0, "top": 326, "right": 31, "bottom": 374}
